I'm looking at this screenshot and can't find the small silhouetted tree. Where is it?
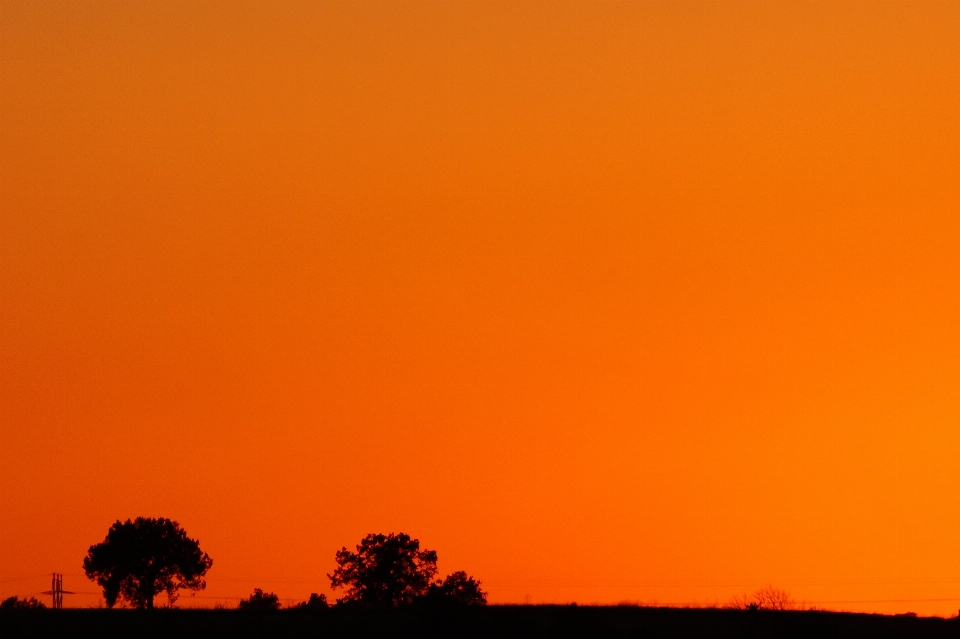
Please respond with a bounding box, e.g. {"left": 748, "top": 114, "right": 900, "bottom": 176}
{"left": 754, "top": 585, "right": 795, "bottom": 610}
{"left": 83, "top": 517, "right": 212, "bottom": 609}
{"left": 1, "top": 596, "right": 46, "bottom": 610}
{"left": 425, "top": 571, "right": 487, "bottom": 606}
{"left": 329, "top": 533, "right": 438, "bottom": 606}
{"left": 727, "top": 586, "right": 795, "bottom": 611}
{"left": 238, "top": 588, "right": 281, "bottom": 610}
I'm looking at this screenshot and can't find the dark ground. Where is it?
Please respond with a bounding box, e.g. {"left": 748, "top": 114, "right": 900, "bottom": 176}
{"left": 2, "top": 605, "right": 958, "bottom": 639}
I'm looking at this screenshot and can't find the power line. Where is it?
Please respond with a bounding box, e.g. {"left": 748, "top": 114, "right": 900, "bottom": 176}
{"left": 0, "top": 574, "right": 52, "bottom": 583}
{"left": 635, "top": 598, "right": 960, "bottom": 606}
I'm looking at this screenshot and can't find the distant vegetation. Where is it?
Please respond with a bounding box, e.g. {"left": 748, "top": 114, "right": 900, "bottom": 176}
{"left": 78, "top": 519, "right": 484, "bottom": 609}
{"left": 3, "top": 528, "right": 957, "bottom": 639}
{"left": 1, "top": 596, "right": 46, "bottom": 610}
{"left": 238, "top": 589, "right": 281, "bottom": 611}
{"left": 292, "top": 593, "right": 329, "bottom": 610}
{"left": 726, "top": 585, "right": 796, "bottom": 611}
{"left": 5, "top": 518, "right": 852, "bottom": 616}
{"left": 328, "top": 532, "right": 486, "bottom": 607}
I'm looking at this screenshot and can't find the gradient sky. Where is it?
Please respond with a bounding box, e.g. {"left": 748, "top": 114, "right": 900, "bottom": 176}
{"left": 2, "top": 0, "right": 959, "bottom": 615}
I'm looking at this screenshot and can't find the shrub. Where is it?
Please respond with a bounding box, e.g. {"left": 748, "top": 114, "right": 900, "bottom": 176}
{"left": 0, "top": 596, "right": 46, "bottom": 610}
{"left": 238, "top": 588, "right": 281, "bottom": 610}
{"left": 727, "top": 586, "right": 795, "bottom": 611}
{"left": 293, "top": 593, "right": 328, "bottom": 610}
{"left": 425, "top": 571, "right": 487, "bottom": 606}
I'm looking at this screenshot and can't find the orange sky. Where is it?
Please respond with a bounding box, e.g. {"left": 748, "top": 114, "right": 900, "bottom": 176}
{"left": 2, "top": 0, "right": 959, "bottom": 615}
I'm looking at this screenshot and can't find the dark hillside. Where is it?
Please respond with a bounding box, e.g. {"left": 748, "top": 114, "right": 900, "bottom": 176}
{"left": 2, "top": 606, "right": 958, "bottom": 639}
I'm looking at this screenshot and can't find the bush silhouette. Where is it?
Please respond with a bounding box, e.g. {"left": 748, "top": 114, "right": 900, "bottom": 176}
{"left": 728, "top": 586, "right": 796, "bottom": 611}
{"left": 292, "top": 593, "right": 328, "bottom": 610}
{"left": 238, "top": 588, "right": 281, "bottom": 610}
{"left": 329, "top": 533, "right": 438, "bottom": 606}
{"left": 83, "top": 517, "right": 212, "bottom": 608}
{"left": 425, "top": 571, "right": 487, "bottom": 606}
{"left": 0, "top": 596, "right": 46, "bottom": 610}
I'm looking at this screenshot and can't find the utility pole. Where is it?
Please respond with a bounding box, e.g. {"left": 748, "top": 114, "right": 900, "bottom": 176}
{"left": 41, "top": 573, "right": 74, "bottom": 609}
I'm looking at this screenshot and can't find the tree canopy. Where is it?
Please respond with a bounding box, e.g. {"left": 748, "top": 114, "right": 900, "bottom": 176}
{"left": 83, "top": 517, "right": 212, "bottom": 608}
{"left": 329, "top": 532, "right": 438, "bottom": 606}
{"left": 329, "top": 532, "right": 486, "bottom": 607}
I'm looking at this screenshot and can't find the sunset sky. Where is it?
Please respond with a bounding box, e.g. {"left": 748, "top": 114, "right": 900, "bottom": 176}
{"left": 2, "top": 1, "right": 959, "bottom": 615}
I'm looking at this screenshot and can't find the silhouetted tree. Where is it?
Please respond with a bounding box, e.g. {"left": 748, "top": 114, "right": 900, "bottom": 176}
{"left": 754, "top": 585, "right": 795, "bottom": 610}
{"left": 425, "top": 571, "right": 487, "bottom": 606}
{"left": 82, "top": 517, "right": 212, "bottom": 609}
{"left": 292, "top": 593, "right": 328, "bottom": 610}
{"left": 238, "top": 588, "right": 281, "bottom": 610}
{"left": 727, "top": 586, "right": 795, "bottom": 611}
{"left": 329, "top": 533, "right": 438, "bottom": 606}
{"left": 0, "top": 596, "right": 46, "bottom": 610}
{"left": 728, "top": 593, "right": 761, "bottom": 611}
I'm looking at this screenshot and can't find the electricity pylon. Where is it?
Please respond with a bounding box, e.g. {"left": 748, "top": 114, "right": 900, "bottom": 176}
{"left": 41, "top": 573, "right": 74, "bottom": 609}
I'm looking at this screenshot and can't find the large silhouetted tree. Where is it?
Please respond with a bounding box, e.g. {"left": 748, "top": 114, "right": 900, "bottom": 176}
{"left": 329, "top": 533, "right": 438, "bottom": 606}
{"left": 83, "top": 517, "right": 212, "bottom": 608}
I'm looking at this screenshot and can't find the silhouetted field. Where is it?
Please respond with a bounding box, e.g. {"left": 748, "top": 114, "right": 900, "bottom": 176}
{"left": 2, "top": 606, "right": 958, "bottom": 639}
